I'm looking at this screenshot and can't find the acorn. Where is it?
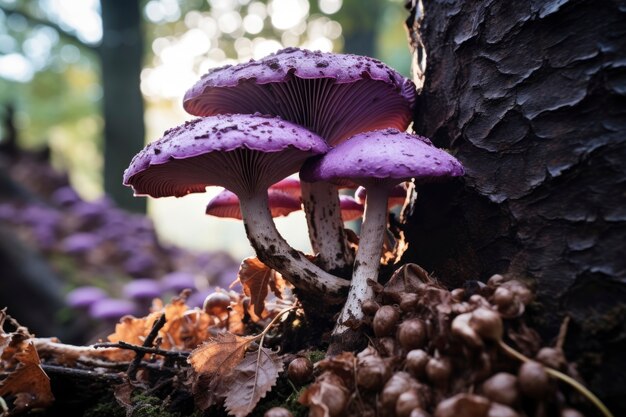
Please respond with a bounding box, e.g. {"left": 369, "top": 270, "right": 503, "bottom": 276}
{"left": 264, "top": 407, "right": 293, "bottom": 417}
{"left": 560, "top": 408, "right": 585, "bottom": 417}
{"left": 400, "top": 293, "right": 420, "bottom": 312}
{"left": 469, "top": 307, "right": 503, "bottom": 342}
{"left": 500, "top": 280, "right": 533, "bottom": 305}
{"left": 373, "top": 305, "right": 401, "bottom": 337}
{"left": 451, "top": 312, "right": 483, "bottom": 349}
{"left": 405, "top": 349, "right": 429, "bottom": 379}
{"left": 287, "top": 357, "right": 313, "bottom": 385}
{"left": 362, "top": 299, "right": 380, "bottom": 316}
{"left": 381, "top": 372, "right": 414, "bottom": 411}
{"left": 493, "top": 287, "right": 515, "bottom": 309}
{"left": 396, "top": 389, "right": 423, "bottom": 417}
{"left": 469, "top": 294, "right": 491, "bottom": 308}
{"left": 487, "top": 274, "right": 505, "bottom": 288}
{"left": 376, "top": 336, "right": 399, "bottom": 357}
{"left": 357, "top": 348, "right": 390, "bottom": 391}
{"left": 451, "top": 288, "right": 466, "bottom": 301}
{"left": 203, "top": 291, "right": 231, "bottom": 316}
{"left": 410, "top": 410, "right": 432, "bottom": 417}
{"left": 518, "top": 361, "right": 551, "bottom": 400}
{"left": 397, "top": 318, "right": 428, "bottom": 350}
{"left": 302, "top": 373, "right": 348, "bottom": 417}
{"left": 487, "top": 403, "right": 520, "bottom": 417}
{"left": 426, "top": 357, "right": 452, "bottom": 388}
{"left": 535, "top": 347, "right": 566, "bottom": 370}
{"left": 434, "top": 394, "right": 490, "bottom": 417}
{"left": 481, "top": 373, "right": 519, "bottom": 406}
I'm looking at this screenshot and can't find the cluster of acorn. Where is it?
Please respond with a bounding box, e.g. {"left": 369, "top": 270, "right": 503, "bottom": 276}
{"left": 267, "top": 271, "right": 589, "bottom": 417}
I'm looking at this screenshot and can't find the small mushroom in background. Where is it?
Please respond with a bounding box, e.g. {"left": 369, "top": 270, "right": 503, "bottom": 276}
{"left": 122, "top": 278, "right": 162, "bottom": 313}
{"left": 205, "top": 188, "right": 301, "bottom": 220}
{"left": 301, "top": 128, "right": 464, "bottom": 350}
{"left": 269, "top": 175, "right": 302, "bottom": 199}
{"left": 89, "top": 298, "right": 136, "bottom": 327}
{"left": 66, "top": 286, "right": 108, "bottom": 311}
{"left": 355, "top": 183, "right": 409, "bottom": 210}
{"left": 160, "top": 271, "right": 197, "bottom": 295}
{"left": 339, "top": 195, "right": 364, "bottom": 222}
{"left": 183, "top": 48, "right": 416, "bottom": 275}
{"left": 123, "top": 113, "right": 349, "bottom": 307}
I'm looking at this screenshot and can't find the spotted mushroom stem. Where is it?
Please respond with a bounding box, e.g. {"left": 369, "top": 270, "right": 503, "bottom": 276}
{"left": 300, "top": 180, "right": 354, "bottom": 276}
{"left": 238, "top": 191, "right": 350, "bottom": 304}
{"left": 330, "top": 185, "right": 389, "bottom": 350}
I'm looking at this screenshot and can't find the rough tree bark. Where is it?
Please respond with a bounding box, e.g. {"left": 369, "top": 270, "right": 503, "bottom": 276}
{"left": 401, "top": 0, "right": 626, "bottom": 412}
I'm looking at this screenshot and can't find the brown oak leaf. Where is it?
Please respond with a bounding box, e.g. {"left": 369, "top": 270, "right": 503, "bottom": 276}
{"left": 0, "top": 342, "right": 54, "bottom": 414}
{"left": 237, "top": 257, "right": 285, "bottom": 318}
{"left": 221, "top": 347, "right": 283, "bottom": 417}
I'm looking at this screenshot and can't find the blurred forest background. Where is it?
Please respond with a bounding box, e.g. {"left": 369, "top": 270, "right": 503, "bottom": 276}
{"left": 0, "top": 0, "right": 412, "bottom": 340}
{"left": 0, "top": 0, "right": 411, "bottom": 257}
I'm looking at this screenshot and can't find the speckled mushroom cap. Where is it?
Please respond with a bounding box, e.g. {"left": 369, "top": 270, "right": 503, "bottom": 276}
{"left": 123, "top": 113, "right": 329, "bottom": 198}
{"left": 183, "top": 48, "right": 416, "bottom": 146}
{"left": 206, "top": 188, "right": 301, "bottom": 220}
{"left": 300, "top": 129, "right": 464, "bottom": 188}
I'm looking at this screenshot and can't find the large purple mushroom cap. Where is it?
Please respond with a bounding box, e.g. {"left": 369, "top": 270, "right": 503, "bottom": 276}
{"left": 300, "top": 129, "right": 464, "bottom": 187}
{"left": 206, "top": 188, "right": 301, "bottom": 220}
{"left": 123, "top": 279, "right": 162, "bottom": 300}
{"left": 183, "top": 48, "right": 416, "bottom": 146}
{"left": 123, "top": 113, "right": 329, "bottom": 198}
{"left": 66, "top": 286, "right": 108, "bottom": 309}
{"left": 89, "top": 298, "right": 136, "bottom": 321}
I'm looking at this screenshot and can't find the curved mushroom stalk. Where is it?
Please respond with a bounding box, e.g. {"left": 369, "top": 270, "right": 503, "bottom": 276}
{"left": 330, "top": 186, "right": 389, "bottom": 347}
{"left": 300, "top": 181, "right": 354, "bottom": 275}
{"left": 239, "top": 191, "right": 350, "bottom": 304}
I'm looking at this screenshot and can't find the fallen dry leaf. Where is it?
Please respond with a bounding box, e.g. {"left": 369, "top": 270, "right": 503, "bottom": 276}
{"left": 188, "top": 332, "right": 254, "bottom": 376}
{"left": 0, "top": 342, "right": 54, "bottom": 415}
{"left": 237, "top": 257, "right": 284, "bottom": 318}
{"left": 221, "top": 347, "right": 283, "bottom": 417}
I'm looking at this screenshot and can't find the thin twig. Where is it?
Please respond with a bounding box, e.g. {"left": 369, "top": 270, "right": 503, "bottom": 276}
{"left": 128, "top": 313, "right": 167, "bottom": 380}
{"left": 93, "top": 341, "right": 189, "bottom": 360}
{"left": 40, "top": 364, "right": 123, "bottom": 383}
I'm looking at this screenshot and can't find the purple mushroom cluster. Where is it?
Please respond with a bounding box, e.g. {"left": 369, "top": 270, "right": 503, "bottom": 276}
{"left": 123, "top": 48, "right": 465, "bottom": 350}
{"left": 0, "top": 160, "right": 240, "bottom": 326}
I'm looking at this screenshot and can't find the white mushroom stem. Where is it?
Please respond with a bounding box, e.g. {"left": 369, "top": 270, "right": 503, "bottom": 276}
{"left": 332, "top": 185, "right": 389, "bottom": 338}
{"left": 239, "top": 191, "right": 350, "bottom": 303}
{"left": 300, "top": 180, "right": 354, "bottom": 273}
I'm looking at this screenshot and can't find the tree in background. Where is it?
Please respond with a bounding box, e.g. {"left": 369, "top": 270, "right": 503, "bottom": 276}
{"left": 0, "top": 0, "right": 409, "bottom": 211}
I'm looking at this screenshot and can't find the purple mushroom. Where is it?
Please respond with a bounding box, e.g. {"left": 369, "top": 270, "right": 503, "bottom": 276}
{"left": 160, "top": 271, "right": 197, "bottom": 294}
{"left": 123, "top": 113, "right": 349, "bottom": 302}
{"left": 66, "top": 286, "right": 108, "bottom": 310}
{"left": 269, "top": 176, "right": 302, "bottom": 199}
{"left": 123, "top": 278, "right": 162, "bottom": 312}
{"left": 301, "top": 129, "right": 464, "bottom": 347}
{"left": 339, "top": 195, "right": 364, "bottom": 222}
{"left": 89, "top": 298, "right": 137, "bottom": 323}
{"left": 355, "top": 183, "right": 408, "bottom": 210}
{"left": 183, "top": 48, "right": 416, "bottom": 274}
{"left": 206, "top": 188, "right": 301, "bottom": 220}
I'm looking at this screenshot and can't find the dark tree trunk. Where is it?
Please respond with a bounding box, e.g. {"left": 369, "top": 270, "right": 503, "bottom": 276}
{"left": 100, "top": 0, "right": 146, "bottom": 212}
{"left": 402, "top": 0, "right": 626, "bottom": 412}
